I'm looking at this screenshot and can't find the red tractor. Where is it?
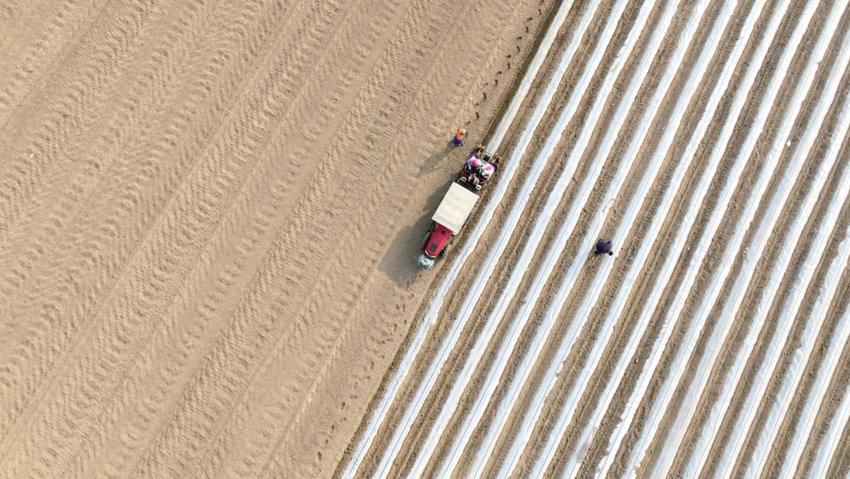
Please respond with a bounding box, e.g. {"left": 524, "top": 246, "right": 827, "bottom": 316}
{"left": 417, "top": 146, "right": 500, "bottom": 270}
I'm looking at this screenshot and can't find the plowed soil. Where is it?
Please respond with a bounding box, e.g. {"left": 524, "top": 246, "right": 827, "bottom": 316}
{"left": 0, "top": 0, "right": 554, "bottom": 477}
{"left": 5, "top": 1, "right": 850, "bottom": 478}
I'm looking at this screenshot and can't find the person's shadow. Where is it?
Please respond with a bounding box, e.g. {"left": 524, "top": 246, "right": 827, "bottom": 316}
{"left": 417, "top": 142, "right": 456, "bottom": 176}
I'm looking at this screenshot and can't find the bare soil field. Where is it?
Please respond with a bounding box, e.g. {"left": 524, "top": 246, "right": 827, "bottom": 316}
{"left": 0, "top": 0, "right": 554, "bottom": 477}
{"left": 4, "top": 0, "right": 850, "bottom": 478}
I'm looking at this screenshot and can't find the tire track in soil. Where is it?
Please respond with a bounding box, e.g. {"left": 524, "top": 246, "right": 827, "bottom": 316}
{"left": 0, "top": 0, "right": 44, "bottom": 50}
{"left": 93, "top": 0, "right": 496, "bottom": 476}
{"left": 0, "top": 0, "right": 342, "bottom": 472}
{"left": 250, "top": 4, "right": 545, "bottom": 475}
{"left": 0, "top": 0, "right": 198, "bottom": 335}
{"left": 64, "top": 0, "right": 414, "bottom": 475}
{"left": 335, "top": 2, "right": 566, "bottom": 475}
{"left": 0, "top": 0, "right": 299, "bottom": 468}
{"left": 0, "top": 0, "right": 388, "bottom": 476}
{"left": 0, "top": 0, "right": 105, "bottom": 124}
{"left": 0, "top": 0, "right": 221, "bottom": 437}
{"left": 0, "top": 0, "right": 220, "bottom": 299}
{"left": 194, "top": 0, "right": 484, "bottom": 474}
{"left": 126, "top": 0, "right": 516, "bottom": 474}
{"left": 370, "top": 1, "right": 649, "bottom": 475}
{"left": 0, "top": 0, "right": 171, "bottom": 239}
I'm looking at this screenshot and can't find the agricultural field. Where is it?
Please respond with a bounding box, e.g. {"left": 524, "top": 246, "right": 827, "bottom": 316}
{"left": 1, "top": 0, "right": 849, "bottom": 478}
{"left": 343, "top": 0, "right": 850, "bottom": 478}
{"left": 0, "top": 0, "right": 549, "bottom": 476}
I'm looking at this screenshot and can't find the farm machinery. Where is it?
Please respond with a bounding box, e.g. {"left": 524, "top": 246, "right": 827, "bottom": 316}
{"left": 417, "top": 145, "right": 500, "bottom": 270}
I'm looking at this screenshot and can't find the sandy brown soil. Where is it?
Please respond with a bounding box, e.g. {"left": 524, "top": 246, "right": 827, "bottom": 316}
{"left": 4, "top": 0, "right": 850, "bottom": 477}
{"left": 0, "top": 0, "right": 553, "bottom": 477}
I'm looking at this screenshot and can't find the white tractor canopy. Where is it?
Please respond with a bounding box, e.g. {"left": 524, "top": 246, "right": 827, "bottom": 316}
{"left": 432, "top": 182, "right": 479, "bottom": 234}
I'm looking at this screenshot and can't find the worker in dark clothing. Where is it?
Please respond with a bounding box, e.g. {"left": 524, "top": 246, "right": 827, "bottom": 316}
{"left": 595, "top": 239, "right": 614, "bottom": 256}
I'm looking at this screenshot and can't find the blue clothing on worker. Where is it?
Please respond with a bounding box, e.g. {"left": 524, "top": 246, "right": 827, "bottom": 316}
{"left": 595, "top": 239, "right": 613, "bottom": 256}
{"left": 451, "top": 128, "right": 466, "bottom": 146}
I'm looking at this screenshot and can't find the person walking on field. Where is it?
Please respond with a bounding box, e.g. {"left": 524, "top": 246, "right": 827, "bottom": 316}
{"left": 595, "top": 239, "right": 614, "bottom": 256}
{"left": 451, "top": 128, "right": 467, "bottom": 147}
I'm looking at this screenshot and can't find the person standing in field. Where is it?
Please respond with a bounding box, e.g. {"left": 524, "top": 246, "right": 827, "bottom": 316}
{"left": 451, "top": 128, "right": 467, "bottom": 147}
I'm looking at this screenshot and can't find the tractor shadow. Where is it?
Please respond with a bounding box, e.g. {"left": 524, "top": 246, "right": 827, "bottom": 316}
{"left": 379, "top": 178, "right": 454, "bottom": 288}
{"left": 417, "top": 142, "right": 457, "bottom": 177}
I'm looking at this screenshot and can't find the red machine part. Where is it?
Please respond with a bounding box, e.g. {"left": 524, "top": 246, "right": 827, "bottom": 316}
{"left": 423, "top": 223, "right": 454, "bottom": 259}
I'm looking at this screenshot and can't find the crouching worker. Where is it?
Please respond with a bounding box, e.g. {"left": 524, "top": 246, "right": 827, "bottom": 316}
{"left": 451, "top": 128, "right": 467, "bottom": 147}
{"left": 595, "top": 239, "right": 614, "bottom": 256}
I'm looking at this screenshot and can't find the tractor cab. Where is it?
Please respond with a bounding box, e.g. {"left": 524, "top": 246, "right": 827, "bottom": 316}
{"left": 423, "top": 223, "right": 454, "bottom": 259}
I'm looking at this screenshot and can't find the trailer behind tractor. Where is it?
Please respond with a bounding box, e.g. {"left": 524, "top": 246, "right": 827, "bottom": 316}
{"left": 417, "top": 146, "right": 500, "bottom": 270}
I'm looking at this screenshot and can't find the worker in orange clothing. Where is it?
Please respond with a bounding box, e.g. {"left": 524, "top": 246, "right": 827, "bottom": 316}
{"left": 451, "top": 128, "right": 467, "bottom": 147}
